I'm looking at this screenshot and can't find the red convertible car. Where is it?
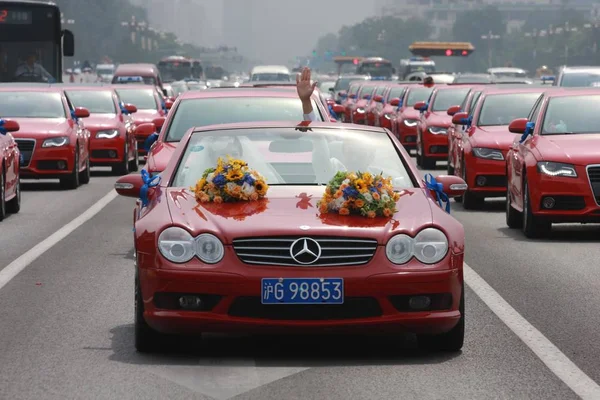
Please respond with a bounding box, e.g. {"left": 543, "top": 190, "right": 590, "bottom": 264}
{"left": 63, "top": 86, "right": 140, "bottom": 175}
{"left": 0, "top": 87, "right": 92, "bottom": 189}
{"left": 506, "top": 88, "right": 600, "bottom": 237}
{"left": 449, "top": 86, "right": 545, "bottom": 208}
{"left": 114, "top": 121, "right": 468, "bottom": 353}
{"left": 0, "top": 119, "right": 21, "bottom": 221}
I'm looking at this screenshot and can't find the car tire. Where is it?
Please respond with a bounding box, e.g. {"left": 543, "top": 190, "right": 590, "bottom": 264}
{"left": 461, "top": 162, "right": 484, "bottom": 210}
{"left": 79, "top": 155, "right": 90, "bottom": 184}
{"left": 0, "top": 169, "right": 6, "bottom": 222}
{"left": 505, "top": 185, "right": 522, "bottom": 229}
{"left": 60, "top": 147, "right": 80, "bottom": 190}
{"left": 422, "top": 155, "right": 436, "bottom": 170}
{"left": 113, "top": 143, "right": 130, "bottom": 176}
{"left": 129, "top": 140, "right": 139, "bottom": 172}
{"left": 418, "top": 282, "right": 465, "bottom": 352}
{"left": 134, "top": 274, "right": 163, "bottom": 353}
{"left": 6, "top": 176, "right": 21, "bottom": 214}
{"left": 522, "top": 179, "right": 551, "bottom": 238}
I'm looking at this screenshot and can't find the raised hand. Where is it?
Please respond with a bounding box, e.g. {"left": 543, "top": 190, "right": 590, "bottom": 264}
{"left": 296, "top": 67, "right": 317, "bottom": 102}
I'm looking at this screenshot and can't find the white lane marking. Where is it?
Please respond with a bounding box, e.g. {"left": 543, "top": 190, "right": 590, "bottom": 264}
{"left": 0, "top": 190, "right": 118, "bottom": 291}
{"left": 465, "top": 263, "right": 600, "bottom": 399}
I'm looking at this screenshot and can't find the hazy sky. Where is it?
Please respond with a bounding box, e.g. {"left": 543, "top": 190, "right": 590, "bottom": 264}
{"left": 136, "top": 0, "right": 379, "bottom": 63}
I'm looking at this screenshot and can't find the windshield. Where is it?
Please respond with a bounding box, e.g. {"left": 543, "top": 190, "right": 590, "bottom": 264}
{"left": 359, "top": 86, "right": 375, "bottom": 99}
{"left": 477, "top": 93, "right": 541, "bottom": 126}
{"left": 405, "top": 87, "right": 434, "bottom": 107}
{"left": 405, "top": 64, "right": 435, "bottom": 75}
{"left": 66, "top": 90, "right": 116, "bottom": 114}
{"left": 251, "top": 73, "right": 291, "bottom": 81}
{"left": 432, "top": 88, "right": 470, "bottom": 111}
{"left": 0, "top": 91, "right": 64, "bottom": 118}
{"left": 357, "top": 63, "right": 393, "bottom": 77}
{"left": 166, "top": 97, "right": 325, "bottom": 142}
{"left": 493, "top": 71, "right": 527, "bottom": 78}
{"left": 560, "top": 72, "right": 600, "bottom": 87}
{"left": 115, "top": 89, "right": 157, "bottom": 110}
{"left": 542, "top": 95, "right": 600, "bottom": 134}
{"left": 96, "top": 68, "right": 114, "bottom": 75}
{"left": 0, "top": 41, "right": 58, "bottom": 83}
{"left": 334, "top": 77, "right": 360, "bottom": 91}
{"left": 172, "top": 128, "right": 414, "bottom": 188}
{"left": 158, "top": 62, "right": 191, "bottom": 82}
{"left": 387, "top": 87, "right": 406, "bottom": 101}
{"left": 318, "top": 81, "right": 335, "bottom": 92}
{"left": 454, "top": 75, "right": 492, "bottom": 83}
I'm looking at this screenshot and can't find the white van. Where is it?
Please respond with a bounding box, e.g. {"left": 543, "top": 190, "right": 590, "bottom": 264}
{"left": 96, "top": 63, "right": 116, "bottom": 82}
{"left": 250, "top": 65, "right": 291, "bottom": 82}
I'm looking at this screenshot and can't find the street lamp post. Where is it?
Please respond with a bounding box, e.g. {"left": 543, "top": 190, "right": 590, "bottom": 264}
{"left": 481, "top": 30, "right": 501, "bottom": 68}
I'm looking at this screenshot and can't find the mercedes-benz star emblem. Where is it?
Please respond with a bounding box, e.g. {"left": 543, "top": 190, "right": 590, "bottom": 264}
{"left": 299, "top": 225, "right": 310, "bottom": 230}
{"left": 289, "top": 237, "right": 322, "bottom": 265}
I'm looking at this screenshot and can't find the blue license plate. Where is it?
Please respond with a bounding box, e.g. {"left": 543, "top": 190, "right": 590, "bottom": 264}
{"left": 261, "top": 278, "right": 344, "bottom": 304}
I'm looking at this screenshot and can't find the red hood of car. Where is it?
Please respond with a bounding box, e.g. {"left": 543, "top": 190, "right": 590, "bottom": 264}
{"left": 82, "top": 114, "right": 119, "bottom": 130}
{"left": 471, "top": 125, "right": 519, "bottom": 150}
{"left": 133, "top": 110, "right": 161, "bottom": 124}
{"left": 424, "top": 112, "right": 452, "bottom": 127}
{"left": 146, "top": 140, "right": 177, "bottom": 172}
{"left": 535, "top": 134, "right": 600, "bottom": 166}
{"left": 165, "top": 186, "right": 435, "bottom": 245}
{"left": 10, "top": 118, "right": 70, "bottom": 137}
{"left": 400, "top": 108, "right": 420, "bottom": 120}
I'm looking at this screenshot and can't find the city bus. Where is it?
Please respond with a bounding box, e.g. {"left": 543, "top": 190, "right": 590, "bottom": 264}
{"left": 356, "top": 57, "right": 395, "bottom": 80}
{"left": 333, "top": 56, "right": 364, "bottom": 76}
{"left": 0, "top": 0, "right": 74, "bottom": 83}
{"left": 157, "top": 56, "right": 193, "bottom": 82}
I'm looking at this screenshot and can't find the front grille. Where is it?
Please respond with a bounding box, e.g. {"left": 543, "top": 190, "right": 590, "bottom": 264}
{"left": 429, "top": 145, "right": 448, "bottom": 154}
{"left": 587, "top": 165, "right": 600, "bottom": 206}
{"left": 228, "top": 296, "right": 382, "bottom": 320}
{"left": 232, "top": 236, "right": 378, "bottom": 267}
{"left": 15, "top": 139, "right": 35, "bottom": 167}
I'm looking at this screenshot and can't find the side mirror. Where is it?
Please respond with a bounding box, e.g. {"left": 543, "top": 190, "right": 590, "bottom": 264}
{"left": 452, "top": 112, "right": 469, "bottom": 125}
{"left": 332, "top": 104, "right": 345, "bottom": 114}
{"left": 135, "top": 122, "right": 157, "bottom": 136}
{"left": 338, "top": 91, "right": 347, "bottom": 97}
{"left": 509, "top": 118, "right": 528, "bottom": 134}
{"left": 74, "top": 107, "right": 90, "bottom": 118}
{"left": 165, "top": 99, "right": 174, "bottom": 110}
{"left": 413, "top": 101, "right": 426, "bottom": 111}
{"left": 373, "top": 95, "right": 384, "bottom": 103}
{"left": 447, "top": 105, "right": 461, "bottom": 116}
{"left": 363, "top": 94, "right": 371, "bottom": 100}
{"left": 0, "top": 119, "right": 20, "bottom": 132}
{"left": 123, "top": 103, "right": 137, "bottom": 114}
{"left": 432, "top": 175, "right": 468, "bottom": 198}
{"left": 62, "top": 29, "right": 75, "bottom": 57}
{"left": 153, "top": 117, "right": 166, "bottom": 130}
{"left": 389, "top": 98, "right": 400, "bottom": 107}
{"left": 349, "top": 93, "right": 356, "bottom": 99}
{"left": 114, "top": 174, "right": 144, "bottom": 198}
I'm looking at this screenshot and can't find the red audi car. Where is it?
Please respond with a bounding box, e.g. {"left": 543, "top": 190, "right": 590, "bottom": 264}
{"left": 506, "top": 88, "right": 600, "bottom": 238}
{"left": 112, "top": 85, "right": 172, "bottom": 156}
{"left": 63, "top": 86, "right": 140, "bottom": 175}
{"left": 349, "top": 82, "right": 381, "bottom": 124}
{"left": 447, "top": 86, "right": 486, "bottom": 170}
{"left": 0, "top": 119, "right": 21, "bottom": 221}
{"left": 394, "top": 85, "right": 437, "bottom": 150}
{"left": 371, "top": 84, "right": 413, "bottom": 131}
{"left": 0, "top": 87, "right": 91, "bottom": 189}
{"left": 340, "top": 81, "right": 365, "bottom": 123}
{"left": 414, "top": 86, "right": 472, "bottom": 169}
{"left": 114, "top": 121, "right": 468, "bottom": 353}
{"left": 449, "top": 87, "right": 546, "bottom": 208}
{"left": 364, "top": 84, "right": 390, "bottom": 125}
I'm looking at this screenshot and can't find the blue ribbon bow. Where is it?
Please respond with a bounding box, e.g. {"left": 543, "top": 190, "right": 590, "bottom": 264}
{"left": 328, "top": 104, "right": 338, "bottom": 119}
{"left": 139, "top": 169, "right": 161, "bottom": 207}
{"left": 0, "top": 119, "right": 6, "bottom": 135}
{"left": 144, "top": 133, "right": 159, "bottom": 151}
{"left": 70, "top": 110, "right": 78, "bottom": 121}
{"left": 520, "top": 122, "right": 535, "bottom": 143}
{"left": 460, "top": 115, "right": 472, "bottom": 131}
{"left": 424, "top": 173, "right": 450, "bottom": 214}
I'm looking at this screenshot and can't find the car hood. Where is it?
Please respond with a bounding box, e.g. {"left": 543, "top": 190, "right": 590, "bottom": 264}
{"left": 10, "top": 118, "right": 70, "bottom": 137}
{"left": 401, "top": 108, "right": 420, "bottom": 120}
{"left": 472, "top": 125, "right": 519, "bottom": 151}
{"left": 83, "top": 114, "right": 119, "bottom": 130}
{"left": 133, "top": 110, "right": 161, "bottom": 124}
{"left": 536, "top": 134, "right": 600, "bottom": 166}
{"left": 166, "top": 186, "right": 434, "bottom": 245}
{"left": 425, "top": 112, "right": 451, "bottom": 127}
{"left": 147, "top": 141, "right": 177, "bottom": 172}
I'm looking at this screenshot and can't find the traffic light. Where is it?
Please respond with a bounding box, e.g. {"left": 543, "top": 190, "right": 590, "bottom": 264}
{"left": 353, "top": 58, "right": 359, "bottom": 65}
{"left": 312, "top": 49, "right": 317, "bottom": 57}
{"left": 445, "top": 49, "right": 453, "bottom": 56}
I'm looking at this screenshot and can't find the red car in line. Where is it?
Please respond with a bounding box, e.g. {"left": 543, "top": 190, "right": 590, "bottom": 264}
{"left": 414, "top": 86, "right": 472, "bottom": 169}
{"left": 349, "top": 82, "right": 380, "bottom": 124}
{"left": 0, "top": 119, "right": 21, "bottom": 221}
{"left": 506, "top": 88, "right": 600, "bottom": 238}
{"left": 340, "top": 81, "right": 365, "bottom": 123}
{"left": 371, "top": 84, "right": 414, "bottom": 131}
{"left": 114, "top": 121, "right": 468, "bottom": 353}
{"left": 0, "top": 87, "right": 91, "bottom": 189}
{"left": 63, "top": 86, "right": 140, "bottom": 175}
{"left": 364, "top": 84, "right": 390, "bottom": 125}
{"left": 449, "top": 87, "right": 546, "bottom": 208}
{"left": 394, "top": 85, "right": 437, "bottom": 150}
{"left": 112, "top": 85, "right": 172, "bottom": 156}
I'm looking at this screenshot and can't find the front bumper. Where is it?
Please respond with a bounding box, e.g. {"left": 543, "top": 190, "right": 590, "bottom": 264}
{"left": 422, "top": 129, "right": 449, "bottom": 159}
{"left": 464, "top": 153, "right": 507, "bottom": 197}
{"left": 19, "top": 144, "right": 75, "bottom": 179}
{"left": 90, "top": 137, "right": 125, "bottom": 166}
{"left": 397, "top": 121, "right": 417, "bottom": 149}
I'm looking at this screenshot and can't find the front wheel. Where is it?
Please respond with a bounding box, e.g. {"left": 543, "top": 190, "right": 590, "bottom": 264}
{"left": 60, "top": 148, "right": 80, "bottom": 189}
{"left": 134, "top": 276, "right": 164, "bottom": 353}
{"left": 129, "top": 140, "right": 139, "bottom": 172}
{"left": 506, "top": 186, "right": 522, "bottom": 229}
{"left": 418, "top": 282, "right": 465, "bottom": 352}
{"left": 79, "top": 155, "right": 90, "bottom": 184}
{"left": 522, "top": 179, "right": 551, "bottom": 238}
{"left": 6, "top": 176, "right": 21, "bottom": 214}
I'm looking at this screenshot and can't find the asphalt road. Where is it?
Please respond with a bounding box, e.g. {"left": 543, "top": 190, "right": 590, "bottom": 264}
{"left": 0, "top": 161, "right": 598, "bottom": 399}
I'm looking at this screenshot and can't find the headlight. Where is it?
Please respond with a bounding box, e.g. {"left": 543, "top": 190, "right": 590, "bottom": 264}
{"left": 537, "top": 161, "right": 577, "bottom": 178}
{"left": 95, "top": 129, "right": 119, "bottom": 139}
{"left": 356, "top": 107, "right": 366, "bottom": 113}
{"left": 158, "top": 227, "right": 196, "bottom": 263}
{"left": 195, "top": 233, "right": 224, "bottom": 264}
{"left": 383, "top": 113, "right": 393, "bottom": 120}
{"left": 404, "top": 119, "right": 419, "bottom": 127}
{"left": 385, "top": 234, "right": 414, "bottom": 264}
{"left": 473, "top": 147, "right": 504, "bottom": 161}
{"left": 413, "top": 228, "right": 448, "bottom": 264}
{"left": 386, "top": 228, "right": 449, "bottom": 265}
{"left": 428, "top": 126, "right": 448, "bottom": 135}
{"left": 42, "top": 137, "right": 69, "bottom": 148}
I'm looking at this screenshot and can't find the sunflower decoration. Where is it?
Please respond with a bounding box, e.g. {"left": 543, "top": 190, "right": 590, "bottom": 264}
{"left": 190, "top": 156, "right": 269, "bottom": 203}
{"left": 317, "top": 171, "right": 400, "bottom": 218}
